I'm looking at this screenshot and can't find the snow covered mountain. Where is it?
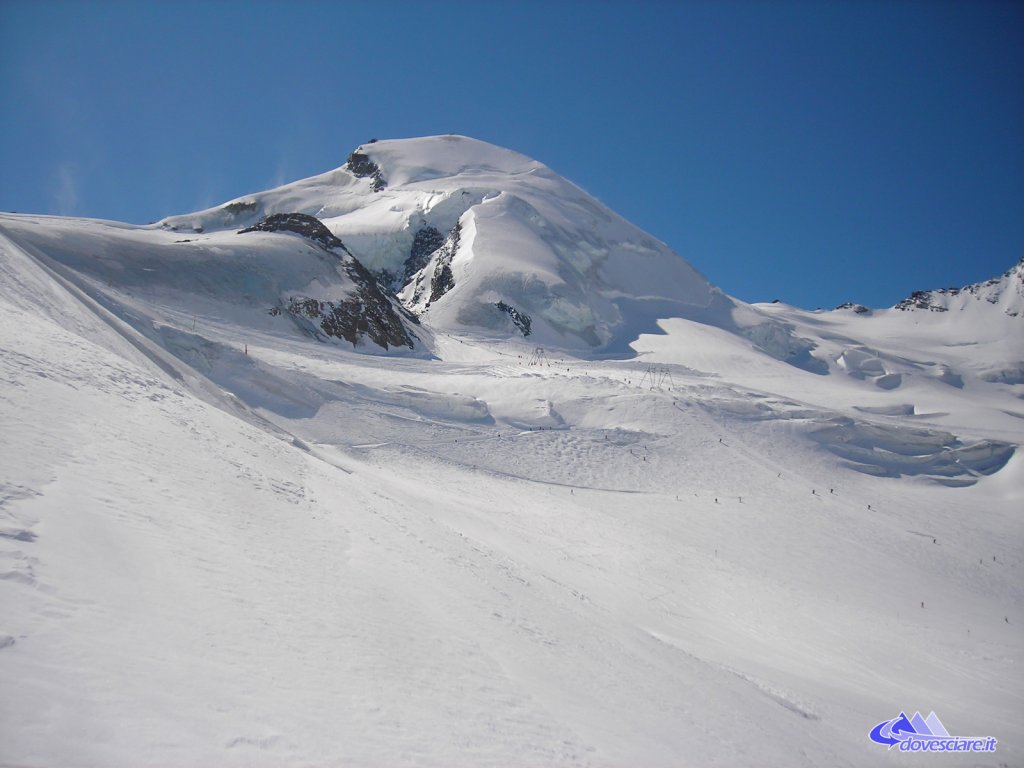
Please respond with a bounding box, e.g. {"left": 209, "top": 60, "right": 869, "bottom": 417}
{"left": 1, "top": 137, "right": 1022, "bottom": 767}
{"left": 162, "top": 135, "right": 814, "bottom": 360}
{"left": 893, "top": 257, "right": 1024, "bottom": 318}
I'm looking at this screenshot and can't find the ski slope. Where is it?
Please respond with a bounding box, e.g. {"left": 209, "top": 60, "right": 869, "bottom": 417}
{"left": 1, "top": 138, "right": 1022, "bottom": 766}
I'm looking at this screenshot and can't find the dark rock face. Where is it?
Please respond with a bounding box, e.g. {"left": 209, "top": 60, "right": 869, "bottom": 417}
{"left": 496, "top": 301, "right": 531, "bottom": 336}
{"left": 345, "top": 151, "right": 387, "bottom": 192}
{"left": 835, "top": 302, "right": 870, "bottom": 314}
{"left": 239, "top": 213, "right": 351, "bottom": 254}
{"left": 223, "top": 201, "right": 258, "bottom": 216}
{"left": 378, "top": 225, "right": 448, "bottom": 293}
{"left": 285, "top": 292, "right": 416, "bottom": 350}
{"left": 335, "top": 255, "right": 420, "bottom": 349}
{"left": 430, "top": 264, "right": 455, "bottom": 305}
{"left": 894, "top": 259, "right": 1023, "bottom": 316}
{"left": 240, "top": 212, "right": 416, "bottom": 350}
{"left": 428, "top": 222, "right": 461, "bottom": 304}
{"left": 895, "top": 290, "right": 950, "bottom": 313}
{"left": 404, "top": 225, "right": 445, "bottom": 285}
{"left": 402, "top": 221, "right": 463, "bottom": 311}
{"left": 280, "top": 269, "right": 418, "bottom": 350}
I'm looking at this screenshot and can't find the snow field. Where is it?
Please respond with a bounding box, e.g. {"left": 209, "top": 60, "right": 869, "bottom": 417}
{"left": 4, "top": 271, "right": 1019, "bottom": 765}
{"left": 1, "top": 133, "right": 1022, "bottom": 765}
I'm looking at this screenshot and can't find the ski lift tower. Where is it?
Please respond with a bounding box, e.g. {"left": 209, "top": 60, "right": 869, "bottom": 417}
{"left": 640, "top": 365, "right": 675, "bottom": 390}
{"left": 659, "top": 366, "right": 675, "bottom": 390}
{"left": 527, "top": 346, "right": 549, "bottom": 367}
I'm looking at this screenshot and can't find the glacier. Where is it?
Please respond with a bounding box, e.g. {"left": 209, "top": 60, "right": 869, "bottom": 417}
{"left": 1, "top": 135, "right": 1021, "bottom": 767}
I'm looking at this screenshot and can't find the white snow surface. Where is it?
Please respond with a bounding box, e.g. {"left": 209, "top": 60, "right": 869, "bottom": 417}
{"left": 1, "top": 137, "right": 1023, "bottom": 767}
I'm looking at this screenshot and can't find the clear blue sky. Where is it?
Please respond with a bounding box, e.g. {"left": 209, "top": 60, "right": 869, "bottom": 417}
{"left": 2, "top": 0, "right": 1021, "bottom": 309}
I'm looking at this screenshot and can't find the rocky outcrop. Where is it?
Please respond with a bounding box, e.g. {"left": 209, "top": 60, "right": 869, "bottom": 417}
{"left": 239, "top": 212, "right": 351, "bottom": 254}
{"left": 835, "top": 302, "right": 871, "bottom": 314}
{"left": 430, "top": 264, "right": 455, "bottom": 305}
{"left": 241, "top": 212, "right": 416, "bottom": 350}
{"left": 496, "top": 301, "right": 532, "bottom": 336}
{"left": 377, "top": 225, "right": 448, "bottom": 294}
{"left": 427, "top": 222, "right": 460, "bottom": 304}
{"left": 404, "top": 225, "right": 445, "bottom": 285}
{"left": 281, "top": 291, "right": 416, "bottom": 350}
{"left": 345, "top": 151, "right": 387, "bottom": 192}
{"left": 403, "top": 221, "right": 462, "bottom": 312}
{"left": 223, "top": 201, "right": 258, "bottom": 217}
{"left": 894, "top": 258, "right": 1023, "bottom": 317}
{"left": 895, "top": 290, "right": 950, "bottom": 313}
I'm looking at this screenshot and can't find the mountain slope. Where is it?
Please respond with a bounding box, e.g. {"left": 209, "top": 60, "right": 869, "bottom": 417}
{"left": 162, "top": 136, "right": 798, "bottom": 356}
{"left": 893, "top": 257, "right": 1023, "bottom": 317}
{"left": 1, "top": 136, "right": 1022, "bottom": 767}
{"left": 0, "top": 210, "right": 421, "bottom": 354}
{"left": 2, "top": 222, "right": 1021, "bottom": 766}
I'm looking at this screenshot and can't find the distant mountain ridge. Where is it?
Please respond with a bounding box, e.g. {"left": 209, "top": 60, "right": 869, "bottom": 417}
{"left": 893, "top": 257, "right": 1023, "bottom": 317}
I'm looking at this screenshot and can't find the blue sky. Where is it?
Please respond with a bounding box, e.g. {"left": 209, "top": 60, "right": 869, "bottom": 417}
{"left": 1, "top": 0, "right": 1021, "bottom": 309}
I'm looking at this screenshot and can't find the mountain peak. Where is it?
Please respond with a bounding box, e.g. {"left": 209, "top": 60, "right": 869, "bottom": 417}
{"left": 161, "top": 134, "right": 718, "bottom": 353}
{"left": 350, "top": 135, "right": 546, "bottom": 187}
{"left": 894, "top": 257, "right": 1024, "bottom": 318}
